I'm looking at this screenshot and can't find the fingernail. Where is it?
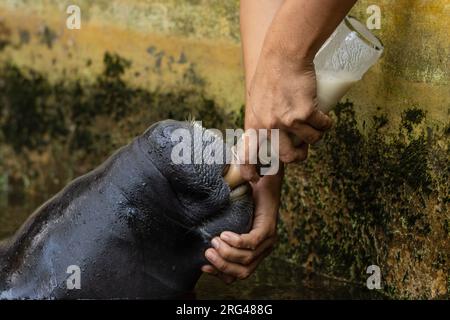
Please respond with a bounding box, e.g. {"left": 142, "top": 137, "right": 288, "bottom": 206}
{"left": 201, "top": 265, "right": 215, "bottom": 274}
{"left": 205, "top": 249, "right": 217, "bottom": 263}
{"left": 201, "top": 265, "right": 210, "bottom": 273}
{"left": 211, "top": 238, "right": 220, "bottom": 249}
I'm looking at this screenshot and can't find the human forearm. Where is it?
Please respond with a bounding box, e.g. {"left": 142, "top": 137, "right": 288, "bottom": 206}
{"left": 240, "top": 0, "right": 285, "bottom": 88}
{"left": 240, "top": 0, "right": 358, "bottom": 175}
{"left": 261, "top": 0, "right": 357, "bottom": 66}
{"left": 201, "top": 1, "right": 286, "bottom": 282}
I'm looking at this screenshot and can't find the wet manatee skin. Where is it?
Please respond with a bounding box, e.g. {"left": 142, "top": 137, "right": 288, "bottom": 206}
{"left": 0, "top": 120, "right": 253, "bottom": 299}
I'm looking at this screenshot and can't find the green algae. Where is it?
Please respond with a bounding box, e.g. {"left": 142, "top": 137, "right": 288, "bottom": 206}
{"left": 276, "top": 101, "right": 449, "bottom": 298}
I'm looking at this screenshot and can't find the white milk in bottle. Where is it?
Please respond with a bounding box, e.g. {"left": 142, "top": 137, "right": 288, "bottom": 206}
{"left": 312, "top": 16, "right": 384, "bottom": 113}
{"left": 316, "top": 71, "right": 358, "bottom": 113}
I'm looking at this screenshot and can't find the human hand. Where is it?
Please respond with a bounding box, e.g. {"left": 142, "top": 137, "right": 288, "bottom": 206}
{"left": 240, "top": 55, "right": 333, "bottom": 182}
{"left": 201, "top": 168, "right": 283, "bottom": 283}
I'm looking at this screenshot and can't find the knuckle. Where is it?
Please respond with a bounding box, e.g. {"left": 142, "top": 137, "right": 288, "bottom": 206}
{"left": 220, "top": 247, "right": 232, "bottom": 259}
{"left": 242, "top": 257, "right": 253, "bottom": 266}
{"left": 250, "top": 234, "right": 264, "bottom": 250}
{"left": 242, "top": 253, "right": 255, "bottom": 265}
{"left": 216, "top": 261, "right": 228, "bottom": 272}
{"left": 281, "top": 113, "right": 296, "bottom": 128}
{"left": 298, "top": 105, "right": 315, "bottom": 122}
{"left": 235, "top": 237, "right": 244, "bottom": 248}
{"left": 248, "top": 238, "right": 259, "bottom": 250}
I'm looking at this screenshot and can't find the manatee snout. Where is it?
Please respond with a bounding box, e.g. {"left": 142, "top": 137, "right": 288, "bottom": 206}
{"left": 143, "top": 119, "right": 253, "bottom": 240}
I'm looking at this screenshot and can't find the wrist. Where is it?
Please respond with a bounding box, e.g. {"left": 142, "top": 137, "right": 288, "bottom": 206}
{"left": 258, "top": 35, "right": 316, "bottom": 76}
{"left": 263, "top": 39, "right": 315, "bottom": 68}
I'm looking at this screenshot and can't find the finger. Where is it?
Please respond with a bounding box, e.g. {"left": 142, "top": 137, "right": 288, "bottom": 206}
{"left": 287, "top": 123, "right": 324, "bottom": 145}
{"left": 238, "top": 229, "right": 277, "bottom": 250}
{"left": 220, "top": 225, "right": 272, "bottom": 250}
{"left": 212, "top": 236, "right": 276, "bottom": 265}
{"left": 201, "top": 265, "right": 218, "bottom": 275}
{"left": 205, "top": 248, "right": 249, "bottom": 279}
{"left": 305, "top": 109, "right": 333, "bottom": 131}
{"left": 205, "top": 248, "right": 270, "bottom": 280}
{"left": 278, "top": 130, "right": 308, "bottom": 163}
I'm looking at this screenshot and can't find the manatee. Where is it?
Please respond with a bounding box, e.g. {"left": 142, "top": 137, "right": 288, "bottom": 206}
{"left": 0, "top": 120, "right": 253, "bottom": 299}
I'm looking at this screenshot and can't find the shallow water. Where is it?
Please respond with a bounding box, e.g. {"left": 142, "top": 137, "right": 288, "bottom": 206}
{"left": 0, "top": 191, "right": 385, "bottom": 300}
{"left": 196, "top": 258, "right": 385, "bottom": 300}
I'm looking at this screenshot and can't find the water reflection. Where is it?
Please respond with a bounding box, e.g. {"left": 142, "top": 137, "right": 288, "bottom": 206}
{"left": 196, "top": 257, "right": 386, "bottom": 300}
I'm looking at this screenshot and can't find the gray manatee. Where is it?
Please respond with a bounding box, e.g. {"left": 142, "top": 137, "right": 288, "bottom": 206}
{"left": 0, "top": 120, "right": 253, "bottom": 299}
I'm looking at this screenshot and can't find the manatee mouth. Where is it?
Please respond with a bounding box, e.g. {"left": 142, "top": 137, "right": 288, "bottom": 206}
{"left": 190, "top": 121, "right": 250, "bottom": 202}
{"left": 222, "top": 163, "right": 250, "bottom": 201}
